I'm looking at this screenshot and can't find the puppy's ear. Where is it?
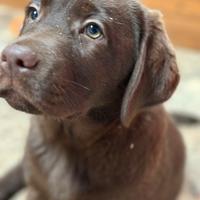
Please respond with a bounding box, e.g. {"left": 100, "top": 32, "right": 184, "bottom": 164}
{"left": 121, "top": 10, "right": 179, "bottom": 127}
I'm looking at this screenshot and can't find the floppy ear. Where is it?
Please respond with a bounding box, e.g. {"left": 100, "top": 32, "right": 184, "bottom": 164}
{"left": 121, "top": 9, "right": 180, "bottom": 127}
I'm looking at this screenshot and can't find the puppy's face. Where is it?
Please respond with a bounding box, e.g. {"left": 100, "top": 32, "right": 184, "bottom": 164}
{"left": 0, "top": 0, "right": 138, "bottom": 118}
{"left": 0, "top": 0, "right": 179, "bottom": 126}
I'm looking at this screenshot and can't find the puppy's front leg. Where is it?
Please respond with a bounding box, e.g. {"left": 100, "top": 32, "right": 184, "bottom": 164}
{"left": 0, "top": 162, "right": 25, "bottom": 200}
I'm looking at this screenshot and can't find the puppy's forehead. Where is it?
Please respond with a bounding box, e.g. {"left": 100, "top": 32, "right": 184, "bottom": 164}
{"left": 37, "top": 0, "right": 134, "bottom": 12}
{"left": 30, "top": 0, "right": 141, "bottom": 29}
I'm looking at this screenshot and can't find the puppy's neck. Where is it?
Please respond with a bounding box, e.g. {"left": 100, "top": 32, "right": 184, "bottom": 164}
{"left": 27, "top": 106, "right": 168, "bottom": 192}
{"left": 31, "top": 106, "right": 121, "bottom": 150}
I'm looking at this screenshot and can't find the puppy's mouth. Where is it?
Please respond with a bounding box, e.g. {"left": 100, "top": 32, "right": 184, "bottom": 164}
{"left": 0, "top": 58, "right": 90, "bottom": 118}
{"left": 0, "top": 89, "right": 41, "bottom": 114}
{"left": 0, "top": 61, "right": 40, "bottom": 114}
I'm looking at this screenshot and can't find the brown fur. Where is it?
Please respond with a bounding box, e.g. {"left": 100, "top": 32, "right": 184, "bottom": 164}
{"left": 0, "top": 0, "right": 185, "bottom": 199}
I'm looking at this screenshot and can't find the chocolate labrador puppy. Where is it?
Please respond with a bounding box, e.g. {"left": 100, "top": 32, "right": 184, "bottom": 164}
{"left": 0, "top": 0, "right": 185, "bottom": 199}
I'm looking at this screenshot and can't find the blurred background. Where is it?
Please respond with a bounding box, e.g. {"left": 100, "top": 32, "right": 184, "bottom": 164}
{"left": 0, "top": 0, "right": 200, "bottom": 199}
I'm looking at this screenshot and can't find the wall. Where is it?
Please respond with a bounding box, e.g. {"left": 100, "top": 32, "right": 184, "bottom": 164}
{"left": 143, "top": 0, "right": 200, "bottom": 49}
{"left": 0, "top": 0, "right": 27, "bottom": 8}
{"left": 0, "top": 0, "right": 200, "bottom": 49}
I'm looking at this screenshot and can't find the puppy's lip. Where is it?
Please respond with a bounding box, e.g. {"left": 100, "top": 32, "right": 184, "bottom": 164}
{"left": 4, "top": 89, "right": 41, "bottom": 114}
{"left": 0, "top": 61, "right": 40, "bottom": 114}
{"left": 0, "top": 89, "right": 10, "bottom": 98}
{"left": 0, "top": 61, "right": 12, "bottom": 91}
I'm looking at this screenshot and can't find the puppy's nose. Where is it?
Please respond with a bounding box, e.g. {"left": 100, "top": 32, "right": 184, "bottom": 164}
{"left": 2, "top": 44, "right": 38, "bottom": 69}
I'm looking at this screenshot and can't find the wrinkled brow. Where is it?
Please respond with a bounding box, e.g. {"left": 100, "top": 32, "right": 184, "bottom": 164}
{"left": 32, "top": 0, "right": 41, "bottom": 4}
{"left": 42, "top": 0, "right": 51, "bottom": 6}
{"left": 32, "top": 0, "right": 52, "bottom": 6}
{"left": 29, "top": 0, "right": 41, "bottom": 6}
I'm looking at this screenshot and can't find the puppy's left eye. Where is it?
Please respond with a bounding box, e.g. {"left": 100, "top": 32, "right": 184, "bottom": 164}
{"left": 27, "top": 6, "right": 39, "bottom": 20}
{"left": 85, "top": 23, "right": 103, "bottom": 39}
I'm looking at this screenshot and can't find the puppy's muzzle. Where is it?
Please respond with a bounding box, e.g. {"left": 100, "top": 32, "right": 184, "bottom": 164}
{"left": 2, "top": 44, "right": 38, "bottom": 70}
{"left": 0, "top": 44, "right": 38, "bottom": 92}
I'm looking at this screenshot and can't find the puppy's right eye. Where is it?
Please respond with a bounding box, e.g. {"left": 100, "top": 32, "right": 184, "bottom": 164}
{"left": 84, "top": 23, "right": 103, "bottom": 39}
{"left": 27, "top": 6, "right": 39, "bottom": 21}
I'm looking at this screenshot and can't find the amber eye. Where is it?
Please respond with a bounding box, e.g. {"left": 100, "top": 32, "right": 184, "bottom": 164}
{"left": 85, "top": 23, "right": 103, "bottom": 39}
{"left": 27, "top": 6, "right": 39, "bottom": 20}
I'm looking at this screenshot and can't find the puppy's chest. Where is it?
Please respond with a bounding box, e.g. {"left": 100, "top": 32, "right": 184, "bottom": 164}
{"left": 24, "top": 128, "right": 137, "bottom": 200}
{"left": 24, "top": 136, "right": 82, "bottom": 199}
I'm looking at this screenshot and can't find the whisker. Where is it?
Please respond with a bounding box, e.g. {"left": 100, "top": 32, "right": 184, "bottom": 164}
{"left": 52, "top": 84, "right": 80, "bottom": 107}
{"left": 65, "top": 80, "right": 91, "bottom": 91}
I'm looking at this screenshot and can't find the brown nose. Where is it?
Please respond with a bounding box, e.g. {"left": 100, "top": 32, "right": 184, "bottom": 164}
{"left": 2, "top": 44, "right": 38, "bottom": 69}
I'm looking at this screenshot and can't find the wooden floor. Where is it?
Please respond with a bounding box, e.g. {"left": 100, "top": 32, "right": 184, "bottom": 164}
{"left": 0, "top": 0, "right": 200, "bottom": 49}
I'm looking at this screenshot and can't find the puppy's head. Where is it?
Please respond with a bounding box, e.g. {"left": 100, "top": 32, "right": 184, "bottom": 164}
{"left": 0, "top": 0, "right": 179, "bottom": 126}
